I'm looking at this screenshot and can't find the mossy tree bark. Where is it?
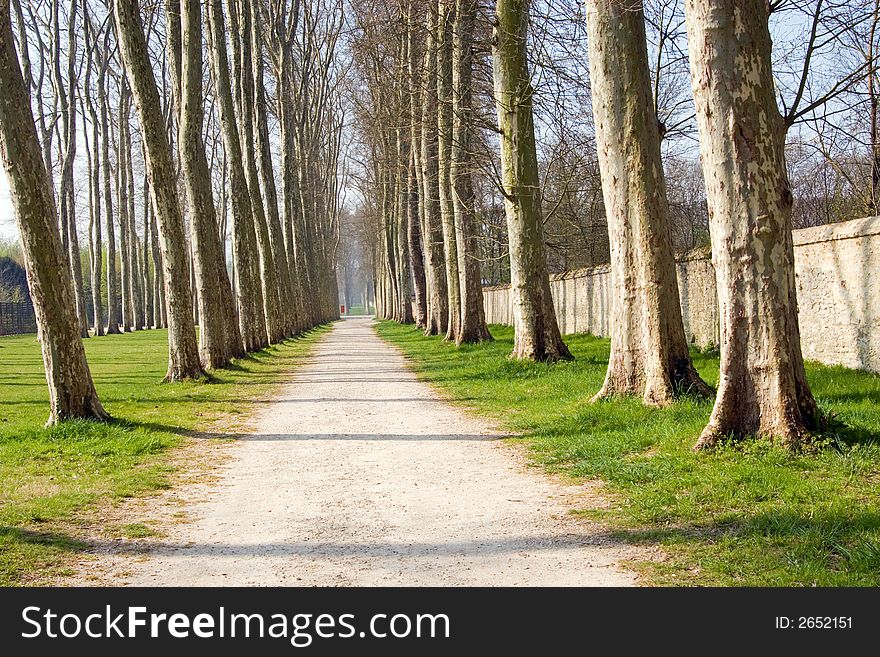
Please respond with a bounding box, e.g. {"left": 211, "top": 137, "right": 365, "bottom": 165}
{"left": 684, "top": 0, "right": 818, "bottom": 448}
{"left": 0, "top": 0, "right": 108, "bottom": 424}
{"left": 114, "top": 0, "right": 204, "bottom": 381}
{"left": 585, "top": 0, "right": 709, "bottom": 405}
{"left": 166, "top": 0, "right": 243, "bottom": 369}
{"left": 206, "top": 0, "right": 268, "bottom": 351}
{"left": 437, "top": 0, "right": 461, "bottom": 341}
{"left": 492, "top": 0, "right": 571, "bottom": 361}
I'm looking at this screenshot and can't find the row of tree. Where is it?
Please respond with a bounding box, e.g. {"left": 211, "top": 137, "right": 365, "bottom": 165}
{"left": 0, "top": 0, "right": 345, "bottom": 424}
{"left": 351, "top": 0, "right": 492, "bottom": 344}
{"left": 355, "top": 0, "right": 826, "bottom": 448}
{"left": 350, "top": 1, "right": 880, "bottom": 292}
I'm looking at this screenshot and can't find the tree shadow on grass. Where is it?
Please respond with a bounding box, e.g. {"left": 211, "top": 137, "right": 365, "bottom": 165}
{"left": 814, "top": 411, "right": 880, "bottom": 449}
{"left": 819, "top": 389, "right": 880, "bottom": 405}
{"left": 0, "top": 525, "right": 90, "bottom": 553}
{"left": 119, "top": 418, "right": 235, "bottom": 440}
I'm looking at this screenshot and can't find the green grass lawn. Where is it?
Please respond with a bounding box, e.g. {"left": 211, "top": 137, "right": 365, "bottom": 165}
{"left": 0, "top": 326, "right": 329, "bottom": 586}
{"left": 377, "top": 321, "right": 880, "bottom": 586}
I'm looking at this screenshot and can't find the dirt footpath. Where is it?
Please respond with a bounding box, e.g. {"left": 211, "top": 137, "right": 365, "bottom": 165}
{"left": 99, "top": 316, "right": 638, "bottom": 586}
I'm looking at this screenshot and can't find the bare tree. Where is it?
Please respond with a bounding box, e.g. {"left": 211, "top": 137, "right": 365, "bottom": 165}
{"left": 421, "top": 2, "right": 450, "bottom": 334}
{"left": 165, "top": 0, "right": 242, "bottom": 369}
{"left": 492, "top": 0, "right": 570, "bottom": 361}
{"left": 206, "top": 0, "right": 268, "bottom": 351}
{"left": 451, "top": 0, "right": 491, "bottom": 343}
{"left": 113, "top": 0, "right": 204, "bottom": 380}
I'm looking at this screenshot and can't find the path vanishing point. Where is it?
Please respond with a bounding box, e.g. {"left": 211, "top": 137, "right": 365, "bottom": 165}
{"left": 113, "top": 317, "right": 637, "bottom": 586}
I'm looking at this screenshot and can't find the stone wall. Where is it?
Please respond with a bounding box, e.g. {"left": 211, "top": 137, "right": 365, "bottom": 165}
{"left": 482, "top": 215, "right": 880, "bottom": 373}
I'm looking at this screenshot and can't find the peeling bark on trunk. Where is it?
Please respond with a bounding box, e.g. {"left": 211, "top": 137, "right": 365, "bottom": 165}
{"left": 148, "top": 188, "right": 166, "bottom": 329}
{"left": 0, "top": 1, "right": 108, "bottom": 424}
{"left": 585, "top": 0, "right": 707, "bottom": 404}
{"left": 492, "top": 0, "right": 571, "bottom": 361}
{"left": 684, "top": 0, "right": 818, "bottom": 448}
{"left": 452, "top": 0, "right": 491, "bottom": 344}
{"left": 114, "top": 0, "right": 204, "bottom": 381}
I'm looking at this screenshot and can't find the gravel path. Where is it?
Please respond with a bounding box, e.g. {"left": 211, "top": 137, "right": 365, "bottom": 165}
{"left": 121, "top": 317, "right": 637, "bottom": 586}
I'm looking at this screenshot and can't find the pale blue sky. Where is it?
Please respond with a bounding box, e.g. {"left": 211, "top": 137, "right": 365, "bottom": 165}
{"left": 0, "top": 4, "right": 852, "bottom": 244}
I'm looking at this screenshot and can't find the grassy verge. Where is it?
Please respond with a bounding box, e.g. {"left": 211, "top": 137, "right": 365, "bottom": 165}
{"left": 377, "top": 321, "right": 880, "bottom": 586}
{"left": 0, "top": 326, "right": 329, "bottom": 586}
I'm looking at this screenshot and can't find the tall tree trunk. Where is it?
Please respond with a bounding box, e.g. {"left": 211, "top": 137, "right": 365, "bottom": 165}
{"left": 58, "top": 0, "right": 90, "bottom": 337}
{"left": 166, "top": 0, "right": 242, "bottom": 369}
{"left": 101, "top": 63, "right": 120, "bottom": 334}
{"left": 452, "top": 0, "right": 490, "bottom": 344}
{"left": 149, "top": 191, "right": 166, "bottom": 329}
{"left": 86, "top": 99, "right": 105, "bottom": 336}
{"left": 231, "top": 0, "right": 284, "bottom": 343}
{"left": 0, "top": 0, "right": 108, "bottom": 423}
{"left": 869, "top": 5, "right": 879, "bottom": 214}
{"left": 492, "top": 0, "right": 571, "bottom": 361}
{"left": 684, "top": 0, "right": 817, "bottom": 448}
{"left": 117, "top": 86, "right": 134, "bottom": 332}
{"left": 128, "top": 133, "right": 143, "bottom": 329}
{"left": 82, "top": 3, "right": 105, "bottom": 337}
{"left": 114, "top": 0, "right": 204, "bottom": 381}
{"left": 420, "top": 3, "right": 449, "bottom": 335}
{"left": 251, "top": 0, "right": 295, "bottom": 337}
{"left": 406, "top": 3, "right": 428, "bottom": 329}
{"left": 143, "top": 184, "right": 154, "bottom": 329}
{"left": 279, "top": 73, "right": 308, "bottom": 333}
{"left": 206, "top": 0, "right": 268, "bottom": 351}
{"left": 586, "top": 0, "right": 707, "bottom": 404}
{"left": 407, "top": 151, "right": 428, "bottom": 327}
{"left": 437, "top": 0, "right": 461, "bottom": 340}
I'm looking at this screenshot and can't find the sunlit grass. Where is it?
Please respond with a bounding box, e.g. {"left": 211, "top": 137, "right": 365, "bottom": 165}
{"left": 0, "top": 326, "right": 329, "bottom": 586}
{"left": 378, "top": 321, "right": 880, "bottom": 586}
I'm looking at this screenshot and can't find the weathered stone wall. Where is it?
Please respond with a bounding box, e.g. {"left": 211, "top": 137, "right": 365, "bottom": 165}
{"left": 793, "top": 217, "right": 880, "bottom": 372}
{"left": 483, "top": 216, "right": 880, "bottom": 373}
